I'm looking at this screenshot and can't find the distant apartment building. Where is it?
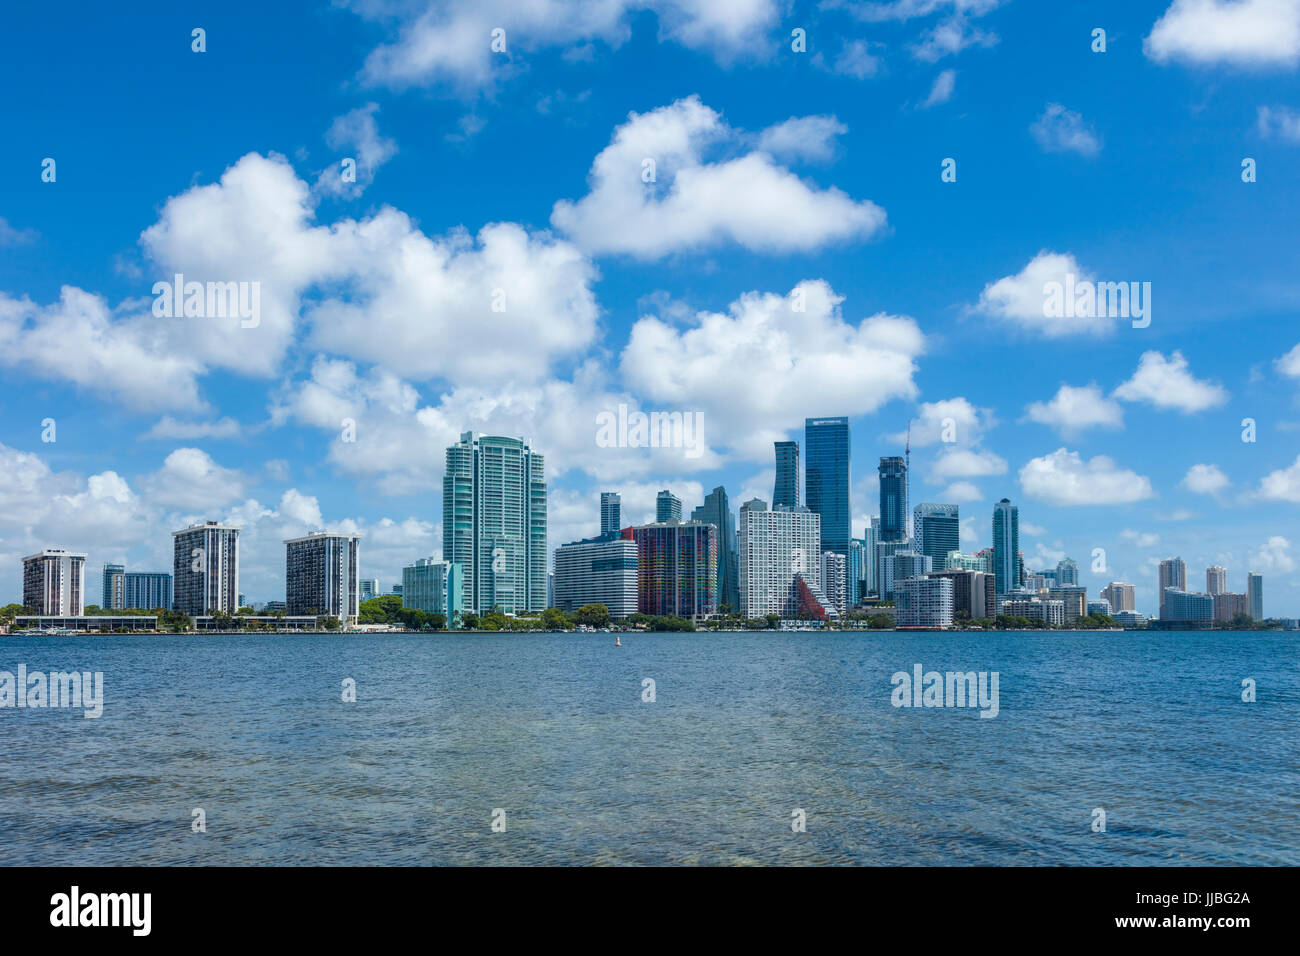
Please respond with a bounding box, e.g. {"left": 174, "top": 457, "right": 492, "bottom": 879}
{"left": 1001, "top": 598, "right": 1065, "bottom": 627}
{"left": 655, "top": 490, "right": 683, "bottom": 523}
{"left": 630, "top": 521, "right": 717, "bottom": 619}
{"left": 738, "top": 500, "right": 823, "bottom": 618}
{"left": 102, "top": 563, "right": 125, "bottom": 610}
{"left": 284, "top": 532, "right": 361, "bottom": 624}
{"left": 773, "top": 441, "right": 800, "bottom": 509}
{"left": 1087, "top": 600, "right": 1112, "bottom": 617}
{"left": 1158, "top": 558, "right": 1187, "bottom": 619}
{"left": 877, "top": 456, "right": 907, "bottom": 543}
{"left": 124, "top": 572, "right": 172, "bottom": 610}
{"left": 22, "top": 549, "right": 87, "bottom": 616}
{"left": 1206, "top": 565, "right": 1227, "bottom": 595}
{"left": 360, "top": 578, "right": 380, "bottom": 602}
{"left": 172, "top": 522, "right": 240, "bottom": 617}
{"left": 806, "top": 418, "right": 851, "bottom": 559}
{"left": 945, "top": 550, "right": 989, "bottom": 573}
{"left": 820, "top": 551, "right": 848, "bottom": 616}
{"left": 402, "top": 558, "right": 464, "bottom": 623}
{"left": 992, "top": 499, "right": 1021, "bottom": 596}
{"left": 1056, "top": 558, "right": 1080, "bottom": 586}
{"left": 1101, "top": 582, "right": 1136, "bottom": 613}
{"left": 1248, "top": 572, "right": 1263, "bottom": 621}
{"left": 553, "top": 536, "right": 638, "bottom": 620}
{"left": 896, "top": 576, "right": 954, "bottom": 628}
{"left": 885, "top": 551, "right": 931, "bottom": 602}
{"left": 691, "top": 486, "right": 739, "bottom": 612}
{"left": 1048, "top": 586, "right": 1087, "bottom": 625}
{"left": 1162, "top": 588, "right": 1213, "bottom": 623}
{"left": 1212, "top": 591, "right": 1249, "bottom": 623}
{"left": 600, "top": 492, "right": 622, "bottom": 536}
{"left": 929, "top": 569, "right": 995, "bottom": 619}
{"left": 913, "top": 503, "right": 960, "bottom": 571}
{"left": 443, "top": 432, "right": 547, "bottom": 614}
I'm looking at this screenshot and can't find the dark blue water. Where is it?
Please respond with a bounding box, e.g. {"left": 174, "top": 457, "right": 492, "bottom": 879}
{"left": 0, "top": 630, "right": 1295, "bottom": 865}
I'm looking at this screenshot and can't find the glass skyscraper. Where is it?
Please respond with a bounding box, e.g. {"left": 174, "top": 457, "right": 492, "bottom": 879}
{"left": 878, "top": 457, "right": 907, "bottom": 543}
{"left": 773, "top": 440, "right": 799, "bottom": 509}
{"left": 805, "top": 417, "right": 850, "bottom": 558}
{"left": 600, "top": 492, "right": 621, "bottom": 535}
{"left": 913, "top": 503, "right": 959, "bottom": 570}
{"left": 691, "top": 485, "right": 739, "bottom": 612}
{"left": 443, "top": 432, "right": 547, "bottom": 614}
{"left": 656, "top": 490, "right": 683, "bottom": 523}
{"left": 992, "top": 499, "right": 1021, "bottom": 596}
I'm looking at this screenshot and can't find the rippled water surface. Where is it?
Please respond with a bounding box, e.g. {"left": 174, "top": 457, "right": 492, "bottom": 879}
{"left": 1, "top": 630, "right": 1296, "bottom": 865}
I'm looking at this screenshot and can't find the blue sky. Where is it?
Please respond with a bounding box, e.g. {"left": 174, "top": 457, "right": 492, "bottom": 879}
{"left": 2, "top": 0, "right": 1299, "bottom": 615}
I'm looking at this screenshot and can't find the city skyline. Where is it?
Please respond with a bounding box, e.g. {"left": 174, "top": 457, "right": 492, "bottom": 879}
{"left": 3, "top": 3, "right": 1300, "bottom": 618}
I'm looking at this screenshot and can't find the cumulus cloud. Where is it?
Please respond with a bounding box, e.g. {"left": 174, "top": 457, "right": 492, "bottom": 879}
{"left": 551, "top": 97, "right": 886, "bottom": 259}
{"left": 0, "top": 217, "right": 37, "bottom": 246}
{"left": 314, "top": 103, "right": 398, "bottom": 198}
{"left": 816, "top": 39, "right": 885, "bottom": 78}
{"left": 892, "top": 397, "right": 995, "bottom": 447}
{"left": 352, "top": 0, "right": 781, "bottom": 92}
{"left": 756, "top": 115, "right": 848, "bottom": 163}
{"left": 141, "top": 448, "right": 249, "bottom": 511}
{"left": 1250, "top": 535, "right": 1296, "bottom": 573}
{"left": 1030, "top": 103, "right": 1102, "bottom": 156}
{"left": 929, "top": 447, "right": 1008, "bottom": 482}
{"left": 1182, "top": 463, "right": 1230, "bottom": 495}
{"left": 619, "top": 279, "right": 925, "bottom": 461}
{"left": 1277, "top": 341, "right": 1300, "bottom": 377}
{"left": 1145, "top": 0, "right": 1300, "bottom": 68}
{"left": 1023, "top": 384, "right": 1125, "bottom": 436}
{"left": 1019, "top": 448, "right": 1154, "bottom": 505}
{"left": 1257, "top": 105, "right": 1300, "bottom": 140}
{"left": 1112, "top": 350, "right": 1229, "bottom": 413}
{"left": 974, "top": 251, "right": 1116, "bottom": 337}
{"left": 1258, "top": 454, "right": 1300, "bottom": 501}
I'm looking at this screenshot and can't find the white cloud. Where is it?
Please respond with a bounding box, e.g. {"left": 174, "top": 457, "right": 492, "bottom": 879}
{"left": 1113, "top": 350, "right": 1229, "bottom": 413}
{"left": 1023, "top": 384, "right": 1124, "bottom": 435}
{"left": 939, "top": 481, "right": 983, "bottom": 503}
{"left": 913, "top": 14, "right": 999, "bottom": 61}
{"left": 1277, "top": 341, "right": 1300, "bottom": 377}
{"left": 922, "top": 69, "right": 956, "bottom": 107}
{"left": 0, "top": 217, "right": 37, "bottom": 246}
{"left": 141, "top": 448, "right": 249, "bottom": 511}
{"left": 1019, "top": 448, "right": 1154, "bottom": 505}
{"left": 974, "top": 251, "right": 1116, "bottom": 337}
{"left": 551, "top": 97, "right": 886, "bottom": 259}
{"left": 756, "top": 115, "right": 847, "bottom": 163}
{"left": 929, "top": 447, "right": 1008, "bottom": 482}
{"left": 1121, "top": 528, "right": 1161, "bottom": 548}
{"left": 1030, "top": 103, "right": 1102, "bottom": 156}
{"left": 315, "top": 103, "right": 397, "bottom": 198}
{"left": 1258, "top": 105, "right": 1300, "bottom": 140}
{"left": 1250, "top": 535, "right": 1296, "bottom": 573}
{"left": 143, "top": 416, "right": 243, "bottom": 440}
{"left": 1020, "top": 521, "right": 1047, "bottom": 536}
{"left": 1145, "top": 0, "right": 1300, "bottom": 68}
{"left": 620, "top": 280, "right": 925, "bottom": 461}
{"left": 353, "top": 0, "right": 780, "bottom": 92}
{"left": 1258, "top": 454, "right": 1300, "bottom": 501}
{"left": 820, "top": 39, "right": 885, "bottom": 78}
{"left": 893, "top": 397, "right": 995, "bottom": 447}
{"left": 1182, "top": 463, "right": 1230, "bottom": 495}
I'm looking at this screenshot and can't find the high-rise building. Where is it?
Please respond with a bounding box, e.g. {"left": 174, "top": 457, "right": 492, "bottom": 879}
{"left": 896, "top": 576, "right": 954, "bottom": 628}
{"left": 773, "top": 441, "right": 800, "bottom": 509}
{"left": 1056, "top": 558, "right": 1080, "bottom": 586}
{"left": 887, "top": 551, "right": 932, "bottom": 600}
{"left": 600, "top": 492, "right": 622, "bottom": 536}
{"left": 819, "top": 551, "right": 848, "bottom": 616}
{"left": 878, "top": 456, "right": 907, "bottom": 543}
{"left": 1206, "top": 565, "right": 1227, "bottom": 595}
{"left": 929, "top": 569, "right": 995, "bottom": 619}
{"left": 805, "top": 417, "right": 850, "bottom": 557}
{"left": 656, "top": 490, "right": 683, "bottom": 523}
{"left": 860, "top": 521, "right": 880, "bottom": 597}
{"left": 848, "top": 539, "right": 865, "bottom": 606}
{"left": 946, "top": 551, "right": 990, "bottom": 572}
{"left": 1048, "top": 586, "right": 1087, "bottom": 625}
{"left": 874, "top": 538, "right": 914, "bottom": 599}
{"left": 738, "top": 500, "right": 822, "bottom": 618}
{"left": 553, "top": 536, "right": 638, "bottom": 620}
{"left": 22, "top": 549, "right": 87, "bottom": 616}
{"left": 360, "top": 579, "right": 379, "bottom": 602}
{"left": 1212, "top": 591, "right": 1249, "bottom": 623}
{"left": 443, "top": 432, "right": 547, "bottom": 614}
{"left": 914, "top": 503, "right": 959, "bottom": 569}
{"left": 124, "top": 572, "right": 172, "bottom": 610}
{"left": 102, "top": 563, "right": 125, "bottom": 610}
{"left": 1248, "top": 572, "right": 1263, "bottom": 621}
{"left": 1163, "top": 588, "right": 1213, "bottom": 622}
{"left": 402, "top": 558, "right": 464, "bottom": 624}
{"left": 1101, "top": 582, "right": 1136, "bottom": 613}
{"left": 992, "top": 499, "right": 1021, "bottom": 596}
{"left": 1158, "top": 558, "right": 1187, "bottom": 619}
{"left": 285, "top": 532, "right": 361, "bottom": 624}
{"left": 629, "top": 522, "right": 717, "bottom": 619}
{"left": 691, "top": 486, "right": 739, "bottom": 612}
{"left": 172, "top": 522, "right": 240, "bottom": 617}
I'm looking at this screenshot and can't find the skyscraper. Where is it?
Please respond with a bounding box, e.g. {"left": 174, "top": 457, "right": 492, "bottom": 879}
{"left": 553, "top": 536, "right": 638, "bottom": 619}
{"left": 23, "top": 549, "right": 87, "bottom": 616}
{"left": 820, "top": 551, "right": 848, "bottom": 616}
{"left": 443, "top": 432, "right": 547, "bottom": 614}
{"left": 172, "top": 522, "right": 240, "bottom": 617}
{"left": 402, "top": 558, "right": 464, "bottom": 623}
{"left": 124, "top": 572, "right": 172, "bottom": 610}
{"left": 102, "top": 563, "right": 125, "bottom": 610}
{"left": 878, "top": 457, "right": 907, "bottom": 543}
{"left": 1056, "top": 558, "right": 1080, "bottom": 586}
{"left": 1248, "top": 572, "right": 1263, "bottom": 621}
{"left": 656, "top": 489, "right": 683, "bottom": 523}
{"left": 600, "top": 492, "right": 622, "bottom": 536}
{"left": 1158, "top": 558, "right": 1186, "bottom": 620}
{"left": 738, "top": 500, "right": 824, "bottom": 618}
{"left": 691, "top": 486, "right": 739, "bottom": 612}
{"left": 913, "top": 503, "right": 959, "bottom": 569}
{"left": 285, "top": 532, "right": 361, "bottom": 624}
{"left": 629, "top": 521, "right": 717, "bottom": 619}
{"left": 1206, "top": 565, "right": 1227, "bottom": 595}
{"left": 805, "top": 417, "right": 850, "bottom": 557}
{"left": 1101, "top": 582, "right": 1136, "bottom": 613}
{"left": 992, "top": 499, "right": 1020, "bottom": 596}
{"left": 774, "top": 441, "right": 800, "bottom": 509}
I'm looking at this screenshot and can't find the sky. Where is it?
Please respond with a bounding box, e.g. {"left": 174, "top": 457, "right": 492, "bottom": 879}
{"left": 2, "top": 0, "right": 1299, "bottom": 616}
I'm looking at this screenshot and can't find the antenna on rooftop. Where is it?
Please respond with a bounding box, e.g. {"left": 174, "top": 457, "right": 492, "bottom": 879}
{"left": 905, "top": 419, "right": 912, "bottom": 540}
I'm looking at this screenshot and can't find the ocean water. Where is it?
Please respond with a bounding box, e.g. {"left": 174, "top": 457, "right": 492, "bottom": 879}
{"left": 0, "top": 630, "right": 1295, "bottom": 866}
